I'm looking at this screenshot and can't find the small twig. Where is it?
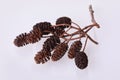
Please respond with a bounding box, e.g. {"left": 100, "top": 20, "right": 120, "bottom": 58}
{"left": 84, "top": 26, "right": 93, "bottom": 33}
{"left": 89, "top": 5, "right": 100, "bottom": 28}
{"left": 60, "top": 26, "right": 72, "bottom": 38}
{"left": 52, "top": 23, "right": 79, "bottom": 30}
{"left": 83, "top": 37, "right": 88, "bottom": 52}
{"left": 51, "top": 24, "right": 70, "bottom": 28}
{"left": 71, "top": 26, "right": 79, "bottom": 30}
{"left": 61, "top": 32, "right": 98, "bottom": 44}
{"left": 66, "top": 35, "right": 73, "bottom": 43}
{"left": 67, "top": 37, "right": 81, "bottom": 41}
{"left": 82, "top": 23, "right": 99, "bottom": 31}
{"left": 87, "top": 35, "right": 98, "bottom": 44}
{"left": 89, "top": 5, "right": 96, "bottom": 23}
{"left": 71, "top": 21, "right": 98, "bottom": 44}
{"left": 72, "top": 22, "right": 82, "bottom": 29}
{"left": 61, "top": 24, "right": 98, "bottom": 44}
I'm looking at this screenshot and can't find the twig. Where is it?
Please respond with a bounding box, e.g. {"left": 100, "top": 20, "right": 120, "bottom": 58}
{"left": 42, "top": 5, "right": 99, "bottom": 45}
{"left": 89, "top": 5, "right": 100, "bottom": 28}
{"left": 83, "top": 37, "right": 88, "bottom": 52}
{"left": 87, "top": 35, "right": 98, "bottom": 44}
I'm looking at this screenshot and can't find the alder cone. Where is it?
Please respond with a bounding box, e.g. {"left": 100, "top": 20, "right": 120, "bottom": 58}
{"left": 14, "top": 33, "right": 28, "bottom": 47}
{"left": 33, "top": 22, "right": 54, "bottom": 35}
{"left": 34, "top": 35, "right": 60, "bottom": 64}
{"left": 26, "top": 27, "right": 42, "bottom": 43}
{"left": 43, "top": 35, "right": 60, "bottom": 51}
{"left": 75, "top": 52, "right": 88, "bottom": 69}
{"left": 68, "top": 40, "right": 82, "bottom": 59}
{"left": 51, "top": 42, "right": 68, "bottom": 61}
{"left": 56, "top": 17, "right": 71, "bottom": 26}
{"left": 34, "top": 49, "right": 51, "bottom": 64}
{"left": 54, "top": 17, "right": 71, "bottom": 36}
{"left": 14, "top": 26, "right": 42, "bottom": 47}
{"left": 54, "top": 27, "right": 65, "bottom": 36}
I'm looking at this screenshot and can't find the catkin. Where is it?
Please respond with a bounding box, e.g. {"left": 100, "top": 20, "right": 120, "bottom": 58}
{"left": 75, "top": 52, "right": 88, "bottom": 69}
{"left": 68, "top": 40, "right": 82, "bottom": 59}
{"left": 51, "top": 42, "right": 68, "bottom": 61}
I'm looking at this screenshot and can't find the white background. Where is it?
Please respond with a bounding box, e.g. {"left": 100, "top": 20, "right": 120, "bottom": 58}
{"left": 0, "top": 0, "right": 120, "bottom": 80}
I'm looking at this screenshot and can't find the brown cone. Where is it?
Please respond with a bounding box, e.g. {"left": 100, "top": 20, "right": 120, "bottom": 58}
{"left": 51, "top": 42, "right": 68, "bottom": 61}
{"left": 33, "top": 22, "right": 53, "bottom": 35}
{"left": 14, "top": 26, "right": 42, "bottom": 47}
{"left": 75, "top": 51, "right": 88, "bottom": 69}
{"left": 43, "top": 35, "right": 60, "bottom": 51}
{"left": 34, "top": 49, "right": 51, "bottom": 64}
{"left": 68, "top": 40, "right": 82, "bottom": 59}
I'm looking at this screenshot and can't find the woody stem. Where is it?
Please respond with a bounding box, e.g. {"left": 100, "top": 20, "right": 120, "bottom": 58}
{"left": 89, "top": 5, "right": 100, "bottom": 28}
{"left": 83, "top": 37, "right": 88, "bottom": 52}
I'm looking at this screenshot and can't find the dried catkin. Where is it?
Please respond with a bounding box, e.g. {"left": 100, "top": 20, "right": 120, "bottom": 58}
{"left": 26, "top": 27, "right": 42, "bottom": 43}
{"left": 33, "top": 22, "right": 53, "bottom": 35}
{"left": 54, "top": 17, "right": 71, "bottom": 36}
{"left": 43, "top": 35, "right": 60, "bottom": 51}
{"left": 56, "top": 17, "right": 71, "bottom": 25}
{"left": 51, "top": 42, "right": 68, "bottom": 61}
{"left": 68, "top": 40, "right": 82, "bottom": 59}
{"left": 14, "top": 26, "right": 42, "bottom": 47}
{"left": 75, "top": 51, "right": 88, "bottom": 69}
{"left": 54, "top": 27, "right": 65, "bottom": 36}
{"left": 34, "top": 49, "right": 51, "bottom": 64}
{"left": 34, "top": 35, "right": 60, "bottom": 64}
{"left": 14, "top": 33, "right": 28, "bottom": 47}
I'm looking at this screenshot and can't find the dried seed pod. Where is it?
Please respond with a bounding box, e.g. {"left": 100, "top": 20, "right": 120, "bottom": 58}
{"left": 56, "top": 16, "right": 71, "bottom": 25}
{"left": 54, "top": 27, "right": 65, "bottom": 36}
{"left": 54, "top": 17, "right": 71, "bottom": 36}
{"left": 55, "top": 17, "right": 71, "bottom": 33}
{"left": 14, "top": 33, "right": 28, "bottom": 47}
{"left": 75, "top": 51, "right": 88, "bottom": 69}
{"left": 26, "top": 27, "right": 42, "bottom": 43}
{"left": 34, "top": 35, "right": 60, "bottom": 64}
{"left": 51, "top": 42, "right": 68, "bottom": 61}
{"left": 43, "top": 35, "right": 60, "bottom": 51}
{"left": 34, "top": 49, "right": 51, "bottom": 64}
{"left": 68, "top": 40, "right": 82, "bottom": 59}
{"left": 33, "top": 22, "right": 54, "bottom": 35}
{"left": 14, "top": 26, "right": 42, "bottom": 47}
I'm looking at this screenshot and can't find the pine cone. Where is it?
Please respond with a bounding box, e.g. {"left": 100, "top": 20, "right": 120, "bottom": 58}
{"left": 68, "top": 40, "right": 82, "bottom": 59}
{"left": 43, "top": 35, "right": 60, "bottom": 51}
{"left": 51, "top": 42, "right": 68, "bottom": 61}
{"left": 33, "top": 22, "right": 54, "bottom": 35}
{"left": 75, "top": 51, "right": 88, "bottom": 69}
{"left": 34, "top": 49, "right": 51, "bottom": 64}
